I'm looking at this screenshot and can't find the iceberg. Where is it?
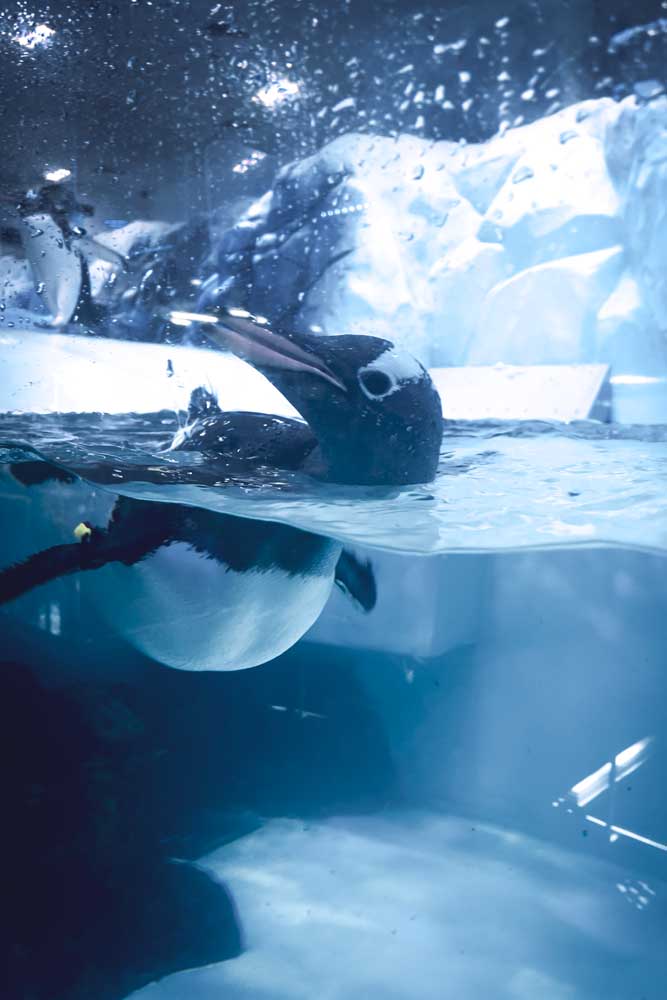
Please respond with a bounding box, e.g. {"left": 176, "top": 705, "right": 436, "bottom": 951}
{"left": 470, "top": 246, "right": 624, "bottom": 365}
{"left": 203, "top": 95, "right": 667, "bottom": 383}
{"left": 4, "top": 95, "right": 667, "bottom": 384}
{"left": 606, "top": 95, "right": 667, "bottom": 335}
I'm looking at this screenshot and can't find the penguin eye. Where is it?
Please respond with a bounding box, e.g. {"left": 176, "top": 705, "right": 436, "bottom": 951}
{"left": 358, "top": 367, "right": 397, "bottom": 400}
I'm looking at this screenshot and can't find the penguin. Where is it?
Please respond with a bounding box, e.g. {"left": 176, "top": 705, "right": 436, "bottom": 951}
{"left": 169, "top": 307, "right": 444, "bottom": 487}
{"left": 16, "top": 179, "right": 126, "bottom": 328}
{"left": 0, "top": 313, "right": 441, "bottom": 671}
{"left": 0, "top": 487, "right": 374, "bottom": 672}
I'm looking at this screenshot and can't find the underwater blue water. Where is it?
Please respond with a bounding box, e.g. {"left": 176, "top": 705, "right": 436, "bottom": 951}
{"left": 1, "top": 411, "right": 667, "bottom": 999}
{"left": 5, "top": 1, "right": 667, "bottom": 992}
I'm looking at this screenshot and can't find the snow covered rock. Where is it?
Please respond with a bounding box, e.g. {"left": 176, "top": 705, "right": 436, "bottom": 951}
{"left": 8, "top": 94, "right": 667, "bottom": 379}
{"left": 209, "top": 133, "right": 487, "bottom": 363}
{"left": 470, "top": 247, "right": 624, "bottom": 365}
{"left": 595, "top": 272, "right": 667, "bottom": 375}
{"left": 426, "top": 239, "right": 511, "bottom": 365}
{"left": 480, "top": 131, "right": 621, "bottom": 268}
{"left": 427, "top": 98, "right": 620, "bottom": 219}
{"left": 208, "top": 97, "right": 657, "bottom": 371}
{"left": 605, "top": 95, "right": 667, "bottom": 333}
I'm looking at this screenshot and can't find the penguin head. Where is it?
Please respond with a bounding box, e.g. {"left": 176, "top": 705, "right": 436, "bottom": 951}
{"left": 192, "top": 309, "right": 443, "bottom": 486}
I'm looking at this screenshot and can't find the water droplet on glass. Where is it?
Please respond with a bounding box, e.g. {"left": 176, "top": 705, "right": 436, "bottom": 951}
{"left": 634, "top": 79, "right": 664, "bottom": 102}
{"left": 495, "top": 16, "right": 510, "bottom": 28}
{"left": 36, "top": 282, "right": 45, "bottom": 295}
{"left": 520, "top": 88, "right": 535, "bottom": 101}
{"left": 331, "top": 96, "right": 355, "bottom": 113}
{"left": 512, "top": 165, "right": 534, "bottom": 184}
{"left": 559, "top": 129, "right": 578, "bottom": 144}
{"left": 434, "top": 39, "right": 466, "bottom": 56}
{"left": 411, "top": 164, "right": 424, "bottom": 180}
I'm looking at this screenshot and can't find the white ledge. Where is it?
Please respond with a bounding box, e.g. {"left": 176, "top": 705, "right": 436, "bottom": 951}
{"left": 0, "top": 329, "right": 617, "bottom": 424}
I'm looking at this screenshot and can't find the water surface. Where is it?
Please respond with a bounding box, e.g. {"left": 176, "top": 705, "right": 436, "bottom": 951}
{"left": 2, "top": 410, "right": 667, "bottom": 554}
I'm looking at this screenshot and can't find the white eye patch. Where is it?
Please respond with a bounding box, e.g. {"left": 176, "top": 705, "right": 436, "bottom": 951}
{"left": 357, "top": 348, "right": 425, "bottom": 400}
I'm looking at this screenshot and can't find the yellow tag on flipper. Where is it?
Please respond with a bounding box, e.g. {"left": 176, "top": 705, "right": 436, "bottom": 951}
{"left": 73, "top": 522, "right": 92, "bottom": 541}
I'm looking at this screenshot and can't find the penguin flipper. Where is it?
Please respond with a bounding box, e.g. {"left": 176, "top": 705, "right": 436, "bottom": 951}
{"left": 0, "top": 539, "right": 92, "bottom": 604}
{"left": 0, "top": 500, "right": 173, "bottom": 605}
{"left": 10, "top": 459, "right": 77, "bottom": 487}
{"left": 334, "top": 550, "right": 377, "bottom": 613}
{"left": 174, "top": 409, "right": 317, "bottom": 471}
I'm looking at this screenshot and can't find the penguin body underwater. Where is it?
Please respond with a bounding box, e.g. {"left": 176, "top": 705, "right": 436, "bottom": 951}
{"left": 1, "top": 311, "right": 442, "bottom": 671}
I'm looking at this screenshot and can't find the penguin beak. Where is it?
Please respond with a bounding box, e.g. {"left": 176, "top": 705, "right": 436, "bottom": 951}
{"left": 169, "top": 309, "right": 346, "bottom": 393}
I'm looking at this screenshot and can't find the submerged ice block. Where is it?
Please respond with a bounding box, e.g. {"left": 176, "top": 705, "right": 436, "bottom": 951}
{"left": 305, "top": 551, "right": 489, "bottom": 659}
{"left": 303, "top": 545, "right": 667, "bottom": 870}
{"left": 375, "top": 547, "right": 667, "bottom": 855}
{"left": 128, "top": 543, "right": 667, "bottom": 1000}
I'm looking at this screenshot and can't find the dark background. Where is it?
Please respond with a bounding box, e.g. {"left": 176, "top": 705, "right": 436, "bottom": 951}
{"left": 0, "top": 1, "right": 665, "bottom": 225}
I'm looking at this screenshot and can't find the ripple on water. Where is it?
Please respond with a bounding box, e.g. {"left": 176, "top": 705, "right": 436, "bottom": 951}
{"left": 2, "top": 411, "right": 667, "bottom": 555}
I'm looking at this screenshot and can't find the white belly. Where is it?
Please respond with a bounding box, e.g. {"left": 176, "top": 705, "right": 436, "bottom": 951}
{"left": 84, "top": 541, "right": 339, "bottom": 671}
